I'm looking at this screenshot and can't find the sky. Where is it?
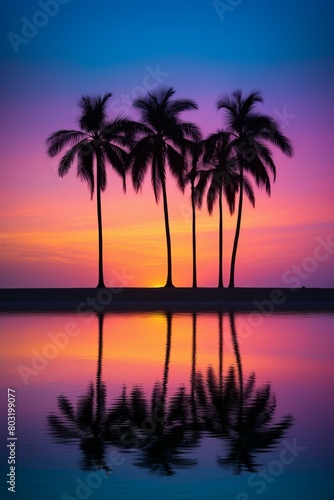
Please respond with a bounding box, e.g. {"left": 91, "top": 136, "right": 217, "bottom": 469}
{"left": 0, "top": 0, "right": 333, "bottom": 288}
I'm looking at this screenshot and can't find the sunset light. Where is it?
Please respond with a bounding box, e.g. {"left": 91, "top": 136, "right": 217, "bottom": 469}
{"left": 1, "top": 1, "right": 333, "bottom": 289}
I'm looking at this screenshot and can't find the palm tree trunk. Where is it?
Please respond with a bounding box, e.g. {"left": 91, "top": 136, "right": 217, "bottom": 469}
{"left": 96, "top": 150, "right": 105, "bottom": 288}
{"left": 191, "top": 178, "right": 197, "bottom": 288}
{"left": 191, "top": 312, "right": 197, "bottom": 402}
{"left": 218, "top": 312, "right": 223, "bottom": 397}
{"left": 190, "top": 312, "right": 198, "bottom": 428}
{"left": 229, "top": 311, "right": 243, "bottom": 428}
{"left": 229, "top": 165, "right": 243, "bottom": 288}
{"left": 95, "top": 313, "right": 104, "bottom": 438}
{"left": 162, "top": 312, "right": 172, "bottom": 417}
{"left": 161, "top": 178, "right": 174, "bottom": 287}
{"left": 218, "top": 185, "right": 224, "bottom": 288}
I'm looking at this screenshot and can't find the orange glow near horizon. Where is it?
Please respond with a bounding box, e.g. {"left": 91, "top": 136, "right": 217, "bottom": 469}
{"left": 2, "top": 312, "right": 333, "bottom": 391}
{"left": 1, "top": 149, "right": 333, "bottom": 287}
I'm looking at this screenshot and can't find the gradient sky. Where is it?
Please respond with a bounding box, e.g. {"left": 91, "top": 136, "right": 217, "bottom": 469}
{"left": 0, "top": 0, "right": 333, "bottom": 287}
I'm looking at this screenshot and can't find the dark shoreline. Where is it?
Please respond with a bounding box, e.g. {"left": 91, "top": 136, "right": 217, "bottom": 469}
{"left": 0, "top": 287, "right": 333, "bottom": 313}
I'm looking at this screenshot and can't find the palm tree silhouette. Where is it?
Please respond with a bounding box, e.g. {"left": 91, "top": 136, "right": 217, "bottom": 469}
{"left": 217, "top": 90, "right": 294, "bottom": 287}
{"left": 190, "top": 312, "right": 198, "bottom": 412}
{"left": 185, "top": 142, "right": 204, "bottom": 288}
{"left": 117, "top": 312, "right": 173, "bottom": 454}
{"left": 128, "top": 87, "right": 201, "bottom": 287}
{"left": 130, "top": 385, "right": 197, "bottom": 476}
{"left": 47, "top": 314, "right": 136, "bottom": 472}
{"left": 192, "top": 312, "right": 293, "bottom": 474}
{"left": 218, "top": 312, "right": 294, "bottom": 474}
{"left": 47, "top": 312, "right": 198, "bottom": 475}
{"left": 197, "top": 131, "right": 253, "bottom": 288}
{"left": 47, "top": 314, "right": 113, "bottom": 472}
{"left": 46, "top": 93, "right": 140, "bottom": 288}
{"left": 188, "top": 313, "right": 210, "bottom": 446}
{"left": 120, "top": 313, "right": 198, "bottom": 475}
{"left": 194, "top": 312, "right": 237, "bottom": 436}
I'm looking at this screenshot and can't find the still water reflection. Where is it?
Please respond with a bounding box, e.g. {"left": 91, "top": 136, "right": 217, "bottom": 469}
{"left": 0, "top": 312, "right": 333, "bottom": 499}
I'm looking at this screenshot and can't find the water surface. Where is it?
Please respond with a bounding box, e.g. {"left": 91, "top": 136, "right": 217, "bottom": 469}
{"left": 1, "top": 312, "right": 333, "bottom": 499}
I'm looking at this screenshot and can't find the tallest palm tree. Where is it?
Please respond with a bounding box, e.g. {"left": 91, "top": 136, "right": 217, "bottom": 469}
{"left": 46, "top": 93, "right": 138, "bottom": 288}
{"left": 217, "top": 90, "right": 294, "bottom": 288}
{"left": 129, "top": 87, "right": 201, "bottom": 287}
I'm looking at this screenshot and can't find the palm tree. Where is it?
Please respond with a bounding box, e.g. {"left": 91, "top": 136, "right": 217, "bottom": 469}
{"left": 119, "top": 312, "right": 173, "bottom": 452}
{"left": 47, "top": 314, "right": 132, "bottom": 471}
{"left": 47, "top": 314, "right": 112, "bottom": 472}
{"left": 188, "top": 312, "right": 203, "bottom": 440}
{"left": 217, "top": 90, "right": 294, "bottom": 287}
{"left": 185, "top": 142, "right": 204, "bottom": 288}
{"left": 194, "top": 313, "right": 237, "bottom": 437}
{"left": 221, "top": 312, "right": 294, "bottom": 473}
{"left": 192, "top": 312, "right": 293, "bottom": 474}
{"left": 46, "top": 93, "right": 139, "bottom": 288}
{"left": 129, "top": 87, "right": 201, "bottom": 287}
{"left": 197, "top": 131, "right": 255, "bottom": 287}
{"left": 130, "top": 384, "right": 197, "bottom": 476}
{"left": 119, "top": 313, "right": 198, "bottom": 475}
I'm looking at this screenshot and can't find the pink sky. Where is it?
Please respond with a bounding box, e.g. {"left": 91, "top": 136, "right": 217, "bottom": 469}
{"left": 1, "top": 98, "right": 333, "bottom": 288}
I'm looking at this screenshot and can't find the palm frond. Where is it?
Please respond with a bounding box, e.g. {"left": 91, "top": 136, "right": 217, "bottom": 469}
{"left": 259, "top": 128, "right": 294, "bottom": 157}
{"left": 243, "top": 175, "right": 256, "bottom": 207}
{"left": 224, "top": 180, "right": 237, "bottom": 215}
{"left": 168, "top": 98, "right": 198, "bottom": 115}
{"left": 103, "top": 142, "right": 128, "bottom": 192}
{"left": 240, "top": 90, "right": 263, "bottom": 117}
{"left": 178, "top": 122, "right": 202, "bottom": 143}
{"left": 152, "top": 151, "right": 163, "bottom": 203}
{"left": 157, "top": 87, "right": 176, "bottom": 108}
{"left": 194, "top": 170, "right": 210, "bottom": 209}
{"left": 129, "top": 136, "right": 154, "bottom": 192}
{"left": 57, "top": 142, "right": 81, "bottom": 177}
{"left": 47, "top": 414, "right": 79, "bottom": 442}
{"left": 166, "top": 144, "right": 186, "bottom": 192}
{"left": 130, "top": 87, "right": 200, "bottom": 205}
{"left": 103, "top": 118, "right": 148, "bottom": 149}
{"left": 243, "top": 373, "right": 256, "bottom": 401}
{"left": 130, "top": 386, "right": 148, "bottom": 425}
{"left": 58, "top": 396, "right": 76, "bottom": 422}
{"left": 249, "top": 140, "right": 276, "bottom": 180}
{"left": 243, "top": 155, "right": 271, "bottom": 195}
{"left": 245, "top": 114, "right": 293, "bottom": 157}
{"left": 46, "top": 130, "right": 87, "bottom": 157}
{"left": 78, "top": 93, "right": 112, "bottom": 132}
{"left": 76, "top": 144, "right": 94, "bottom": 198}
{"left": 77, "top": 383, "right": 94, "bottom": 430}
{"left": 207, "top": 181, "right": 219, "bottom": 215}
{"left": 216, "top": 93, "right": 237, "bottom": 117}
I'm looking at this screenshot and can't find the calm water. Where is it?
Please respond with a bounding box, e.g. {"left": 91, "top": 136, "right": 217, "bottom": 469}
{"left": 0, "top": 311, "right": 333, "bottom": 499}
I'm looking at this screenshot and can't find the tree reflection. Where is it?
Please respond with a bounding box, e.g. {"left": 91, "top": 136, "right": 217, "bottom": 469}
{"left": 189, "top": 312, "right": 204, "bottom": 439}
{"left": 121, "top": 313, "right": 197, "bottom": 475}
{"left": 48, "top": 314, "right": 116, "bottom": 472}
{"left": 202, "top": 312, "right": 293, "bottom": 474}
{"left": 47, "top": 311, "right": 294, "bottom": 477}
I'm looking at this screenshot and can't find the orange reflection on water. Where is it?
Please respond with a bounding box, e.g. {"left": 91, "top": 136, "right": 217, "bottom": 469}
{"left": 1, "top": 312, "right": 333, "bottom": 396}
